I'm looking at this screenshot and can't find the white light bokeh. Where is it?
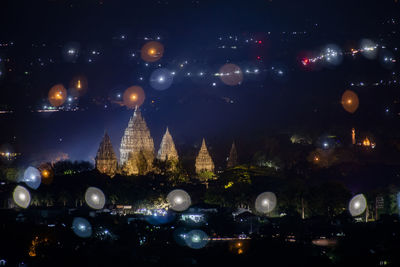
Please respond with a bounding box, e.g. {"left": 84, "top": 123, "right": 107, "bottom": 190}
{"left": 72, "top": 217, "right": 92, "bottom": 238}
{"left": 360, "top": 39, "right": 378, "bottom": 60}
{"left": 185, "top": 230, "right": 209, "bottom": 249}
{"left": 23, "top": 166, "right": 41, "bottom": 190}
{"left": 84, "top": 187, "right": 106, "bottom": 210}
{"left": 167, "top": 189, "right": 191, "bottom": 212}
{"left": 13, "top": 185, "right": 31, "bottom": 209}
{"left": 255, "top": 192, "right": 277, "bottom": 214}
{"left": 348, "top": 194, "right": 367, "bottom": 217}
{"left": 149, "top": 68, "right": 174, "bottom": 91}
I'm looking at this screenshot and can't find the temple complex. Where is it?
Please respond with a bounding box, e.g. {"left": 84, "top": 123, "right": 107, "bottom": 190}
{"left": 120, "top": 107, "right": 155, "bottom": 175}
{"left": 195, "top": 138, "right": 215, "bottom": 174}
{"left": 95, "top": 133, "right": 118, "bottom": 177}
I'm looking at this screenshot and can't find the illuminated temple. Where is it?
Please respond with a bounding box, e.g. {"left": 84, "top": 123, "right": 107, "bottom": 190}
{"left": 95, "top": 108, "right": 218, "bottom": 177}
{"left": 195, "top": 138, "right": 215, "bottom": 174}
{"left": 95, "top": 133, "right": 118, "bottom": 177}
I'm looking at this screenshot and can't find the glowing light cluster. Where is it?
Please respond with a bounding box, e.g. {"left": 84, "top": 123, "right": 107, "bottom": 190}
{"left": 255, "top": 192, "right": 277, "bottom": 214}
{"left": 84, "top": 187, "right": 106, "bottom": 210}
{"left": 48, "top": 84, "right": 67, "bottom": 107}
{"left": 349, "top": 194, "right": 367, "bottom": 217}
{"left": 167, "top": 189, "right": 191, "bottom": 212}
{"left": 72, "top": 217, "right": 92, "bottom": 238}
{"left": 341, "top": 90, "right": 359, "bottom": 113}
{"left": 122, "top": 86, "right": 145, "bottom": 108}
{"left": 13, "top": 185, "right": 31, "bottom": 208}
{"left": 184, "top": 230, "right": 209, "bottom": 249}
{"left": 149, "top": 68, "right": 174, "bottom": 90}
{"left": 23, "top": 166, "right": 41, "bottom": 190}
{"left": 218, "top": 63, "right": 243, "bottom": 86}
{"left": 141, "top": 41, "right": 164, "bottom": 62}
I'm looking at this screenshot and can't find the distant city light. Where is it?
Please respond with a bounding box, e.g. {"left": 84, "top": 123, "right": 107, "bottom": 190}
{"left": 72, "top": 217, "right": 92, "bottom": 238}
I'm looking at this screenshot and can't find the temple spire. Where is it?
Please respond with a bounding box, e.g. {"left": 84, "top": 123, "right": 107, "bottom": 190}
{"left": 226, "top": 141, "right": 238, "bottom": 168}
{"left": 120, "top": 108, "right": 155, "bottom": 175}
{"left": 157, "top": 127, "right": 179, "bottom": 162}
{"left": 195, "top": 138, "right": 214, "bottom": 174}
{"left": 95, "top": 132, "right": 118, "bottom": 177}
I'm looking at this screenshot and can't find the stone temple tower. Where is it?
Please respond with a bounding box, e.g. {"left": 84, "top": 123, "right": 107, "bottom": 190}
{"left": 95, "top": 132, "right": 118, "bottom": 177}
{"left": 226, "top": 141, "right": 238, "bottom": 168}
{"left": 157, "top": 127, "right": 179, "bottom": 162}
{"left": 195, "top": 138, "right": 214, "bottom": 174}
{"left": 120, "top": 107, "right": 155, "bottom": 175}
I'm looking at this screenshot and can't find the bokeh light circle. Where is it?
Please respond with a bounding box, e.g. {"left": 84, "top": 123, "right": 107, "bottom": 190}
{"left": 323, "top": 44, "right": 343, "bottom": 66}
{"left": 185, "top": 230, "right": 209, "bottom": 249}
{"left": 62, "top": 42, "right": 80, "bottom": 63}
{"left": 38, "top": 163, "right": 54, "bottom": 185}
{"left": 255, "top": 192, "right": 277, "bottom": 214}
{"left": 23, "top": 166, "right": 41, "bottom": 190}
{"left": 69, "top": 75, "right": 88, "bottom": 97}
{"left": 341, "top": 90, "right": 359, "bottom": 113}
{"left": 13, "top": 185, "right": 31, "bottom": 209}
{"left": 219, "top": 63, "right": 243, "bottom": 86}
{"left": 167, "top": 189, "right": 191, "bottom": 212}
{"left": 48, "top": 84, "right": 67, "bottom": 107}
{"left": 85, "top": 187, "right": 106, "bottom": 210}
{"left": 72, "top": 217, "right": 92, "bottom": 238}
{"left": 122, "top": 86, "right": 145, "bottom": 109}
{"left": 348, "top": 194, "right": 367, "bottom": 217}
{"left": 150, "top": 68, "right": 174, "bottom": 91}
{"left": 141, "top": 41, "right": 164, "bottom": 62}
{"left": 360, "top": 39, "right": 378, "bottom": 60}
{"left": 379, "top": 50, "right": 396, "bottom": 69}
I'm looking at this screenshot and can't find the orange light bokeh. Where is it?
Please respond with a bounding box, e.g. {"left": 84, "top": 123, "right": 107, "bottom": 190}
{"left": 219, "top": 63, "right": 243, "bottom": 86}
{"left": 141, "top": 41, "right": 164, "bottom": 62}
{"left": 48, "top": 84, "right": 67, "bottom": 107}
{"left": 123, "top": 86, "right": 145, "bottom": 109}
{"left": 341, "top": 90, "right": 359, "bottom": 113}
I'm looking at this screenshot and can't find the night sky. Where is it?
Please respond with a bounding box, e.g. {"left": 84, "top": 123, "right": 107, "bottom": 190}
{"left": 0, "top": 0, "right": 399, "bottom": 165}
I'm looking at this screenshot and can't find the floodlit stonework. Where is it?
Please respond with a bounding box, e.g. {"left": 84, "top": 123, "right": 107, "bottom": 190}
{"left": 120, "top": 107, "right": 155, "bottom": 175}
{"left": 95, "top": 133, "right": 118, "bottom": 177}
{"left": 157, "top": 127, "right": 179, "bottom": 162}
{"left": 195, "top": 138, "right": 214, "bottom": 174}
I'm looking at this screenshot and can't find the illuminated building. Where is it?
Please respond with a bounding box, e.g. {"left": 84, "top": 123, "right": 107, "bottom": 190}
{"left": 95, "top": 132, "right": 118, "bottom": 177}
{"left": 195, "top": 138, "right": 215, "bottom": 174}
{"left": 157, "top": 127, "right": 179, "bottom": 170}
{"left": 120, "top": 107, "right": 155, "bottom": 175}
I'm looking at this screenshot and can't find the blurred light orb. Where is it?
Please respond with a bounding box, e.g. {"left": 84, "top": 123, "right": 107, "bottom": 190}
{"left": 141, "top": 41, "right": 164, "bottom": 62}
{"left": 85, "top": 187, "right": 105, "bottom": 210}
{"left": 150, "top": 68, "right": 174, "bottom": 90}
{"left": 185, "top": 230, "right": 208, "bottom": 249}
{"left": 69, "top": 75, "right": 88, "bottom": 97}
{"left": 379, "top": 50, "right": 396, "bottom": 69}
{"left": 48, "top": 84, "right": 67, "bottom": 107}
{"left": 255, "top": 192, "right": 277, "bottom": 214}
{"left": 122, "top": 86, "right": 145, "bottom": 109}
{"left": 72, "top": 217, "right": 92, "bottom": 238}
{"left": 360, "top": 39, "right": 378, "bottom": 59}
{"left": 23, "top": 167, "right": 41, "bottom": 190}
{"left": 13, "top": 185, "right": 31, "bottom": 209}
{"left": 62, "top": 42, "right": 80, "bottom": 63}
{"left": 219, "top": 63, "right": 243, "bottom": 86}
{"left": 167, "top": 189, "right": 191, "bottom": 212}
{"left": 341, "top": 90, "right": 359, "bottom": 113}
{"left": 323, "top": 44, "right": 343, "bottom": 66}
{"left": 349, "top": 194, "right": 367, "bottom": 217}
